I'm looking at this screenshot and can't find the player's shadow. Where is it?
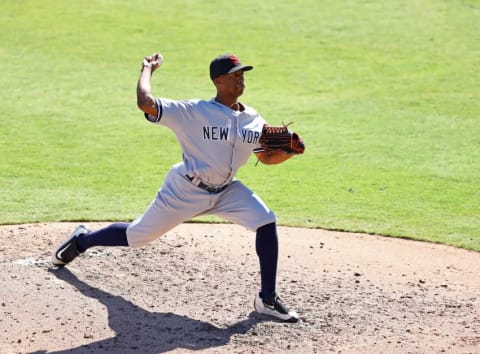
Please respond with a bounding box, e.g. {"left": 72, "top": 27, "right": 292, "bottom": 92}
{"left": 40, "top": 267, "right": 262, "bottom": 353}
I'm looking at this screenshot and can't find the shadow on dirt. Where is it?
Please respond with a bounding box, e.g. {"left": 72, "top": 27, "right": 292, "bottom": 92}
{"left": 32, "top": 267, "right": 263, "bottom": 353}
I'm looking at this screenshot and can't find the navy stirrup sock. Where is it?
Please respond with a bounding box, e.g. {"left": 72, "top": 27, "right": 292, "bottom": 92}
{"left": 256, "top": 222, "right": 279, "bottom": 299}
{"left": 76, "top": 222, "right": 129, "bottom": 252}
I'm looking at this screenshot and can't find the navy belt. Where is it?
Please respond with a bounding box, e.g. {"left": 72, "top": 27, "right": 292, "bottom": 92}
{"left": 186, "top": 175, "right": 230, "bottom": 194}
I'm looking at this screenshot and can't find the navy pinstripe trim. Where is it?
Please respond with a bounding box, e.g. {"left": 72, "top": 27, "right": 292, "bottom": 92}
{"left": 156, "top": 97, "right": 163, "bottom": 122}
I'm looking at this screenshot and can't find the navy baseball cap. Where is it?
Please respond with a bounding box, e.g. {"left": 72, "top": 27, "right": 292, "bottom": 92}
{"left": 209, "top": 54, "right": 253, "bottom": 80}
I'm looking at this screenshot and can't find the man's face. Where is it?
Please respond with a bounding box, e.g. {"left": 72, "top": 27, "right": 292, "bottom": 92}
{"left": 216, "top": 71, "right": 245, "bottom": 97}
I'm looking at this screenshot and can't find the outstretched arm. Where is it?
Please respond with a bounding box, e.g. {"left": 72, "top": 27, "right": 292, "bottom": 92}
{"left": 137, "top": 53, "right": 163, "bottom": 117}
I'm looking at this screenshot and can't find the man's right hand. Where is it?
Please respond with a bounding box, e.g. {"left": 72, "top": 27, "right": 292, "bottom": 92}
{"left": 142, "top": 53, "right": 163, "bottom": 72}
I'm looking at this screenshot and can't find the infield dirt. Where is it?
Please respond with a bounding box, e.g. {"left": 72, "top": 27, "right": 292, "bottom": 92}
{"left": 1, "top": 222, "right": 479, "bottom": 353}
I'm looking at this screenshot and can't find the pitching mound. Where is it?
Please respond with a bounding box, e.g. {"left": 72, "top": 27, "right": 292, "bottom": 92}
{"left": 1, "top": 222, "right": 479, "bottom": 353}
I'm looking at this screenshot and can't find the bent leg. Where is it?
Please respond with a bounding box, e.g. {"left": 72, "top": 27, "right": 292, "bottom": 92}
{"left": 210, "top": 181, "right": 278, "bottom": 297}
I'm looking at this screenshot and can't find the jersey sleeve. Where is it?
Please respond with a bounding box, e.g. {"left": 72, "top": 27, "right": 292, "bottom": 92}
{"left": 144, "top": 97, "right": 197, "bottom": 129}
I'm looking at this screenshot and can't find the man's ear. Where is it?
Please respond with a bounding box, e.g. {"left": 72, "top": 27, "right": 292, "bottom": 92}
{"left": 213, "top": 76, "right": 223, "bottom": 87}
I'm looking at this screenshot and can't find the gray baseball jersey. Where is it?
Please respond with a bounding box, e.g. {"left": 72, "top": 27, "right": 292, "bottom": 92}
{"left": 126, "top": 97, "right": 276, "bottom": 247}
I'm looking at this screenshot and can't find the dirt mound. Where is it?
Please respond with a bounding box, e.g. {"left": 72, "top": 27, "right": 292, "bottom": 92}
{"left": 1, "top": 222, "right": 479, "bottom": 353}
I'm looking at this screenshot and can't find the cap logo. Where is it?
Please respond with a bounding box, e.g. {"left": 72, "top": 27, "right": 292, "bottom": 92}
{"left": 229, "top": 55, "right": 241, "bottom": 65}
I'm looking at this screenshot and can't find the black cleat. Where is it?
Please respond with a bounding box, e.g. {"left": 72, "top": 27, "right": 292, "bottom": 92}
{"left": 52, "top": 225, "right": 90, "bottom": 266}
{"left": 254, "top": 293, "right": 299, "bottom": 323}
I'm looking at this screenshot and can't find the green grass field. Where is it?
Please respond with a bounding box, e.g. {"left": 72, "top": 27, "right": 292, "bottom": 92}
{"left": 1, "top": 0, "right": 479, "bottom": 250}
